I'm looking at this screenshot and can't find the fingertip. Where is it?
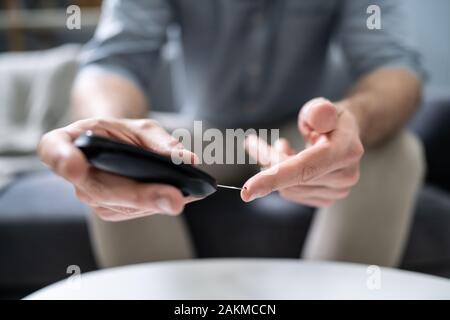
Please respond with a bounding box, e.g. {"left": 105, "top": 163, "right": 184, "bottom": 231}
{"left": 301, "top": 98, "right": 338, "bottom": 134}
{"left": 240, "top": 177, "right": 271, "bottom": 202}
{"left": 240, "top": 185, "right": 251, "bottom": 202}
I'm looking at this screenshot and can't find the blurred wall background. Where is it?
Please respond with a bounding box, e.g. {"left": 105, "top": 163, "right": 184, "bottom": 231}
{"left": 0, "top": 0, "right": 449, "bottom": 90}
{"left": 0, "top": 0, "right": 101, "bottom": 52}
{"left": 406, "top": 0, "right": 450, "bottom": 88}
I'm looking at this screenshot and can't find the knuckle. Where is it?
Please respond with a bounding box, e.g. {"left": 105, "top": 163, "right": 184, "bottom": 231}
{"left": 74, "top": 118, "right": 113, "bottom": 136}
{"left": 134, "top": 119, "right": 160, "bottom": 130}
{"left": 167, "top": 137, "right": 182, "bottom": 148}
{"left": 37, "top": 133, "right": 51, "bottom": 159}
{"left": 348, "top": 142, "right": 364, "bottom": 162}
{"left": 38, "top": 129, "right": 62, "bottom": 155}
{"left": 84, "top": 118, "right": 107, "bottom": 129}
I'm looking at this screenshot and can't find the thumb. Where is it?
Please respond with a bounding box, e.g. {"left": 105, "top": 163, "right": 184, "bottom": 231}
{"left": 298, "top": 98, "right": 338, "bottom": 135}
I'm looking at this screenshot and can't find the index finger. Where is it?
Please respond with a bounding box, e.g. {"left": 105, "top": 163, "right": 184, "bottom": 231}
{"left": 38, "top": 126, "right": 89, "bottom": 185}
{"left": 244, "top": 135, "right": 287, "bottom": 167}
{"left": 241, "top": 143, "right": 333, "bottom": 202}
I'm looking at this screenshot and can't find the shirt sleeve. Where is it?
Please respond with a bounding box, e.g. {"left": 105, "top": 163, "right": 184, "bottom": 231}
{"left": 79, "top": 0, "right": 174, "bottom": 93}
{"left": 337, "top": 0, "right": 425, "bottom": 80}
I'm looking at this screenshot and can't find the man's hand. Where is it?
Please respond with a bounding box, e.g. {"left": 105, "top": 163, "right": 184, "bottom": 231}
{"left": 38, "top": 118, "right": 199, "bottom": 221}
{"left": 241, "top": 97, "right": 364, "bottom": 207}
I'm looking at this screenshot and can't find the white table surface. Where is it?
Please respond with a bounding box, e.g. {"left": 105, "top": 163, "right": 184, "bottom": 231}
{"left": 26, "top": 259, "right": 450, "bottom": 300}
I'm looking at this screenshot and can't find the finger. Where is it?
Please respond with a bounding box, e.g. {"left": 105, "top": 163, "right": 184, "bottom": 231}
{"left": 75, "top": 118, "right": 199, "bottom": 165}
{"left": 38, "top": 118, "right": 133, "bottom": 184}
{"left": 125, "top": 119, "right": 199, "bottom": 165}
{"left": 92, "top": 206, "right": 127, "bottom": 222}
{"left": 241, "top": 143, "right": 335, "bottom": 202}
{"left": 305, "top": 165, "right": 360, "bottom": 189}
{"left": 78, "top": 170, "right": 185, "bottom": 214}
{"left": 91, "top": 206, "right": 157, "bottom": 222}
{"left": 244, "top": 135, "right": 286, "bottom": 167}
{"left": 298, "top": 97, "right": 338, "bottom": 135}
{"left": 126, "top": 119, "right": 180, "bottom": 152}
{"left": 38, "top": 129, "right": 89, "bottom": 185}
{"left": 101, "top": 205, "right": 143, "bottom": 216}
{"left": 274, "top": 138, "right": 296, "bottom": 156}
{"left": 76, "top": 183, "right": 182, "bottom": 217}
{"left": 76, "top": 118, "right": 199, "bottom": 165}
{"left": 279, "top": 186, "right": 351, "bottom": 200}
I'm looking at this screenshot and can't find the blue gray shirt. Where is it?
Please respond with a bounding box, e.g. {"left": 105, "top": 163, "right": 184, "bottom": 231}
{"left": 81, "top": 0, "right": 422, "bottom": 128}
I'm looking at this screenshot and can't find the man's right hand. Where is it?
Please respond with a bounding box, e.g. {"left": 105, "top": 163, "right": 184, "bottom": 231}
{"left": 38, "top": 118, "right": 199, "bottom": 221}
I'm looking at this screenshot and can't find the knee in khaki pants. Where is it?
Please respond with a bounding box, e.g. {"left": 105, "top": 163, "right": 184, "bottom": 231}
{"left": 303, "top": 131, "right": 425, "bottom": 267}
{"left": 89, "top": 213, "right": 195, "bottom": 268}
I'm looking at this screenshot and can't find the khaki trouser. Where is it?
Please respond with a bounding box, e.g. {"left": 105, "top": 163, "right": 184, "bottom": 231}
{"left": 88, "top": 120, "right": 425, "bottom": 268}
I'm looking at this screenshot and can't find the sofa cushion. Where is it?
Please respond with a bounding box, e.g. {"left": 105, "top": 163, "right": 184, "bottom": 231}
{"left": 0, "top": 170, "right": 97, "bottom": 292}
{"left": 401, "top": 186, "right": 450, "bottom": 277}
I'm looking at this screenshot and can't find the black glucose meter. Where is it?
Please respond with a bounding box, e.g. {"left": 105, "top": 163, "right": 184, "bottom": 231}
{"left": 74, "top": 131, "right": 217, "bottom": 198}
